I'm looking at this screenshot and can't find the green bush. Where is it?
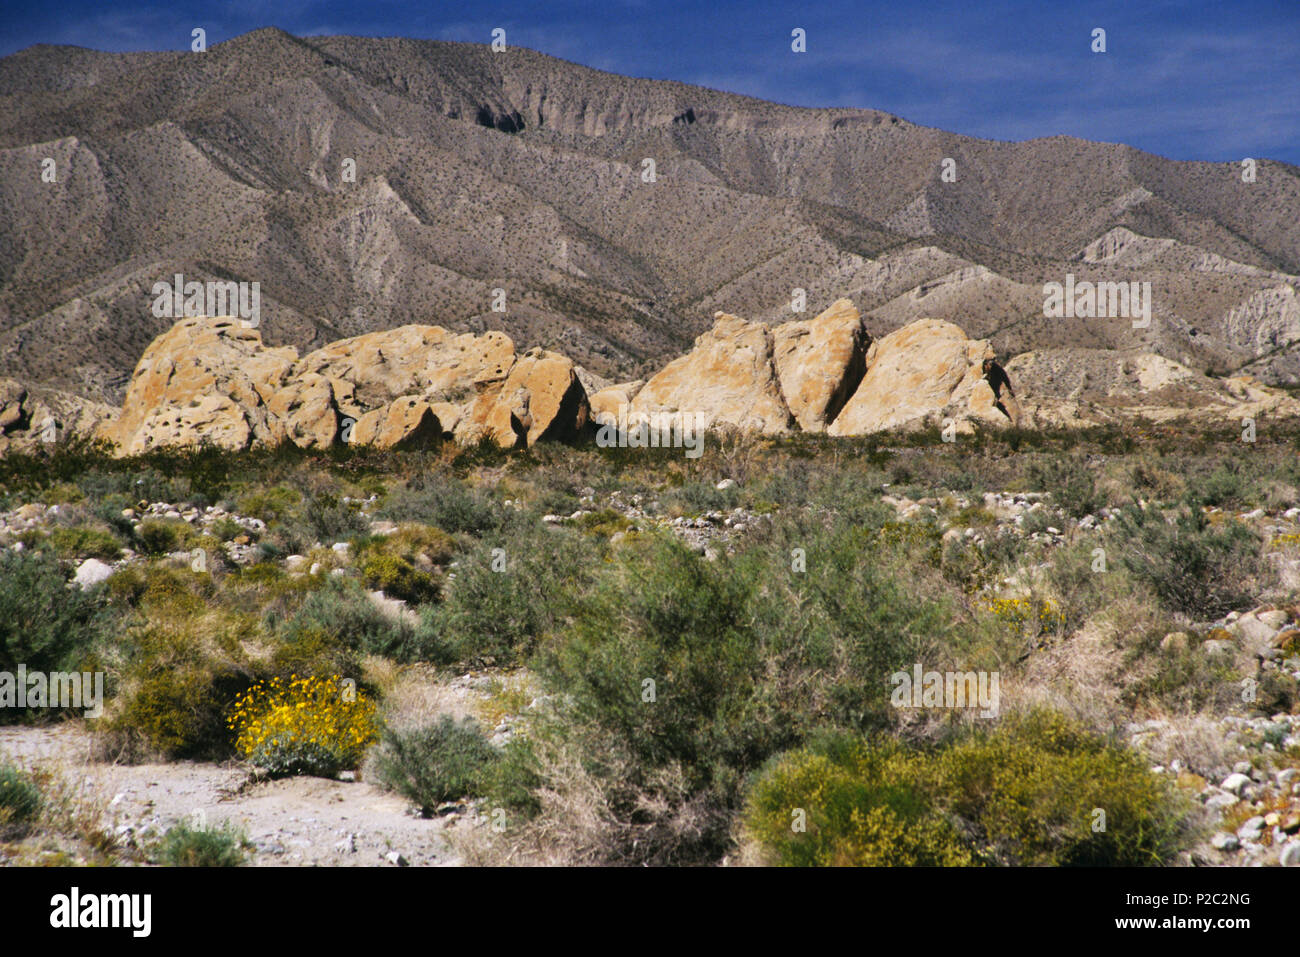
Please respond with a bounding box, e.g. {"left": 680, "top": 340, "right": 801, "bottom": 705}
{"left": 424, "top": 522, "right": 596, "bottom": 665}
{"left": 154, "top": 820, "right": 248, "bottom": 866}
{"left": 376, "top": 477, "right": 500, "bottom": 536}
{"left": 0, "top": 549, "right": 111, "bottom": 721}
{"left": 1110, "top": 505, "right": 1263, "bottom": 618}
{"left": 49, "top": 526, "right": 122, "bottom": 561}
{"left": 743, "top": 735, "right": 979, "bottom": 866}
{"left": 0, "top": 764, "right": 43, "bottom": 836}
{"left": 1029, "top": 455, "right": 1105, "bottom": 518}
{"left": 534, "top": 513, "right": 988, "bottom": 862}
{"left": 100, "top": 609, "right": 260, "bottom": 759}
{"left": 372, "top": 716, "right": 498, "bottom": 814}
{"left": 360, "top": 553, "right": 440, "bottom": 605}
{"left": 274, "top": 576, "right": 437, "bottom": 663}
{"left": 743, "top": 712, "right": 1189, "bottom": 866}
{"left": 134, "top": 519, "right": 185, "bottom": 556}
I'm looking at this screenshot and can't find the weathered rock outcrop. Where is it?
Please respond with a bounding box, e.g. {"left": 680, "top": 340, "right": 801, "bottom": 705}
{"left": 456, "top": 347, "right": 590, "bottom": 447}
{"left": 98, "top": 316, "right": 297, "bottom": 454}
{"left": 98, "top": 317, "right": 589, "bottom": 455}
{"left": 350, "top": 396, "right": 444, "bottom": 449}
{"left": 589, "top": 380, "right": 644, "bottom": 425}
{"left": 1006, "top": 349, "right": 1300, "bottom": 428}
{"left": 828, "top": 318, "right": 1012, "bottom": 435}
{"left": 772, "top": 299, "right": 871, "bottom": 431}
{"left": 71, "top": 297, "right": 1300, "bottom": 458}
{"left": 0, "top": 378, "right": 116, "bottom": 452}
{"left": 629, "top": 313, "right": 794, "bottom": 434}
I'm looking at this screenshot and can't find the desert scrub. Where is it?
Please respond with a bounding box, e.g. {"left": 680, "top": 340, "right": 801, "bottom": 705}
{"left": 980, "top": 596, "right": 1065, "bottom": 640}
{"left": 134, "top": 518, "right": 190, "bottom": 556}
{"left": 154, "top": 820, "right": 249, "bottom": 866}
{"left": 1109, "top": 505, "right": 1263, "bottom": 619}
{"left": 49, "top": 525, "right": 122, "bottom": 561}
{"left": 742, "top": 736, "right": 980, "bottom": 866}
{"left": 273, "top": 575, "right": 438, "bottom": 663}
{"left": 372, "top": 715, "right": 498, "bottom": 813}
{"left": 376, "top": 475, "right": 500, "bottom": 535}
{"left": 228, "top": 674, "right": 380, "bottom": 778}
{"left": 933, "top": 710, "right": 1191, "bottom": 865}
{"left": 0, "top": 763, "right": 43, "bottom": 837}
{"left": 423, "top": 521, "right": 598, "bottom": 665}
{"left": 742, "top": 712, "right": 1189, "bottom": 867}
{"left": 1028, "top": 454, "right": 1105, "bottom": 518}
{"left": 0, "top": 548, "right": 112, "bottom": 721}
{"left": 100, "top": 607, "right": 261, "bottom": 759}
{"left": 532, "top": 513, "right": 993, "bottom": 863}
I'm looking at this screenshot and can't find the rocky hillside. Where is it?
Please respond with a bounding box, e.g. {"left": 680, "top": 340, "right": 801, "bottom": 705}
{"left": 2, "top": 28, "right": 1299, "bottom": 406}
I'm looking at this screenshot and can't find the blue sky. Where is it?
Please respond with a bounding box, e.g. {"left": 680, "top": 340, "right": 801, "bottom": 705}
{"left": 1, "top": 0, "right": 1297, "bottom": 163}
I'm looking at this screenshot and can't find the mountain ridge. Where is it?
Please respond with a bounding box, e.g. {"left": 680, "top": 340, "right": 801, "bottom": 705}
{"left": 3, "top": 27, "right": 1299, "bottom": 406}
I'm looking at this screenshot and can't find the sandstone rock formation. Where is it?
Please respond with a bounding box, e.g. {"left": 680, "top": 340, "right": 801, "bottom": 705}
{"left": 772, "top": 299, "right": 871, "bottom": 431}
{"left": 590, "top": 380, "right": 644, "bottom": 425}
{"left": 456, "top": 346, "right": 590, "bottom": 447}
{"left": 98, "top": 316, "right": 298, "bottom": 454}
{"left": 0, "top": 378, "right": 117, "bottom": 453}
{"left": 828, "top": 318, "right": 1012, "bottom": 435}
{"left": 98, "top": 317, "right": 589, "bottom": 455}
{"left": 60, "top": 297, "right": 1300, "bottom": 459}
{"left": 629, "top": 313, "right": 794, "bottom": 434}
{"left": 350, "top": 397, "right": 444, "bottom": 449}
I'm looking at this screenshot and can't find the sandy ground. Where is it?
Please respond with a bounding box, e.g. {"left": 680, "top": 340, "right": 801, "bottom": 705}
{"left": 0, "top": 722, "right": 476, "bottom": 868}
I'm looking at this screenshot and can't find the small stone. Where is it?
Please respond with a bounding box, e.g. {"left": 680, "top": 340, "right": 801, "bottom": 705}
{"left": 1280, "top": 842, "right": 1300, "bottom": 867}
{"left": 1203, "top": 639, "right": 1235, "bottom": 657}
{"left": 1220, "top": 772, "right": 1252, "bottom": 795}
{"left": 309, "top": 562, "right": 323, "bottom": 576}
{"left": 715, "top": 479, "right": 736, "bottom": 490}
{"left": 331, "top": 542, "right": 350, "bottom": 555}
{"left": 384, "top": 851, "right": 409, "bottom": 867}
{"left": 1237, "top": 816, "right": 1266, "bottom": 842}
{"left": 1233, "top": 761, "right": 1253, "bottom": 775}
{"left": 73, "top": 558, "right": 114, "bottom": 589}
{"left": 1258, "top": 609, "right": 1289, "bottom": 629}
{"left": 1211, "top": 832, "right": 1240, "bottom": 851}
{"left": 334, "top": 834, "right": 357, "bottom": 854}
{"left": 1161, "top": 632, "right": 1189, "bottom": 653}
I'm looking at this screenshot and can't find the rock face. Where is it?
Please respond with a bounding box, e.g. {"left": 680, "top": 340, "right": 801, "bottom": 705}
{"left": 589, "top": 380, "right": 644, "bottom": 425}
{"left": 99, "top": 317, "right": 589, "bottom": 455}
{"left": 829, "top": 318, "right": 1012, "bottom": 435}
{"left": 630, "top": 313, "right": 794, "bottom": 434}
{"left": 0, "top": 377, "right": 117, "bottom": 453}
{"left": 98, "top": 316, "right": 298, "bottom": 454}
{"left": 456, "top": 347, "right": 590, "bottom": 447}
{"left": 297, "top": 326, "right": 516, "bottom": 409}
{"left": 772, "top": 299, "right": 871, "bottom": 431}
{"left": 350, "top": 397, "right": 443, "bottom": 450}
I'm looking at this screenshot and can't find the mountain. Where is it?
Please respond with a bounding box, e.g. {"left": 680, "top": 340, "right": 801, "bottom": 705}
{"left": 2, "top": 26, "right": 1299, "bottom": 406}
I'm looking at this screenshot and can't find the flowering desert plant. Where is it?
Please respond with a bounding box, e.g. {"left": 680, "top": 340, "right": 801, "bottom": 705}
{"left": 227, "top": 674, "right": 379, "bottom": 777}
